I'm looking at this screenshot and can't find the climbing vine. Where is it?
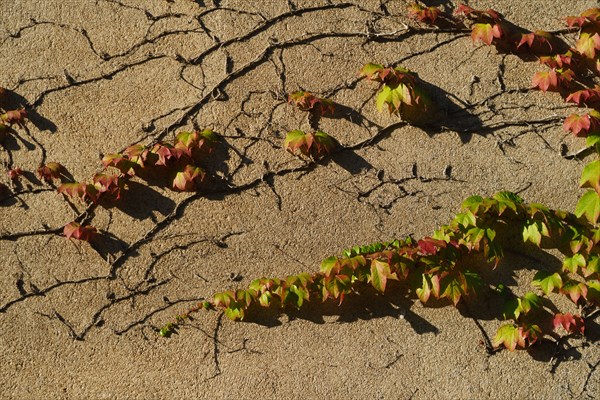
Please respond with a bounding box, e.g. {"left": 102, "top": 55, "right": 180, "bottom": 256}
{"left": 160, "top": 4, "right": 600, "bottom": 352}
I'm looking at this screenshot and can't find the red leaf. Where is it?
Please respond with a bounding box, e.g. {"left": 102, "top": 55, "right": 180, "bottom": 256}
{"left": 37, "top": 162, "right": 66, "bottom": 183}
{"left": 284, "top": 130, "right": 313, "bottom": 156}
{"left": 517, "top": 31, "right": 554, "bottom": 53}
{"left": 454, "top": 4, "right": 476, "bottom": 17}
{"left": 566, "top": 16, "right": 587, "bottom": 28}
{"left": 408, "top": 3, "right": 441, "bottom": 24}
{"left": 92, "top": 173, "right": 124, "bottom": 200}
{"left": 566, "top": 86, "right": 600, "bottom": 106}
{"left": 63, "top": 221, "right": 96, "bottom": 242}
{"left": 7, "top": 168, "right": 23, "bottom": 181}
{"left": 539, "top": 52, "right": 573, "bottom": 69}
{"left": 553, "top": 313, "right": 585, "bottom": 334}
{"left": 417, "top": 237, "right": 446, "bottom": 255}
{"left": 1, "top": 108, "right": 27, "bottom": 125}
{"left": 150, "top": 143, "right": 181, "bottom": 166}
{"left": 563, "top": 113, "right": 592, "bottom": 136}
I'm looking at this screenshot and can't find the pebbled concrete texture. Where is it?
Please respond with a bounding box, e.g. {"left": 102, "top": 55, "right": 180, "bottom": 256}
{"left": 0, "top": 0, "right": 599, "bottom": 398}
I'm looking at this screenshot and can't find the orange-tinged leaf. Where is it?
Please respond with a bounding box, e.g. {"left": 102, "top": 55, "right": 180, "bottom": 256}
{"left": 440, "top": 275, "right": 463, "bottom": 306}
{"left": 576, "top": 31, "right": 600, "bottom": 59}
{"left": 311, "top": 131, "right": 336, "bottom": 157}
{"left": 493, "top": 323, "right": 521, "bottom": 351}
{"left": 564, "top": 113, "right": 592, "bottom": 136}
{"left": 553, "top": 313, "right": 585, "bottom": 334}
{"left": 471, "top": 23, "right": 502, "bottom": 46}
{"left": 57, "top": 182, "right": 86, "bottom": 199}
{"left": 370, "top": 259, "right": 391, "bottom": 292}
{"left": 415, "top": 274, "right": 431, "bottom": 303}
{"left": 359, "top": 63, "right": 384, "bottom": 81}
{"left": 532, "top": 70, "right": 558, "bottom": 92}
{"left": 560, "top": 280, "right": 588, "bottom": 304}
{"left": 172, "top": 164, "right": 205, "bottom": 191}
{"left": 284, "top": 130, "right": 312, "bottom": 156}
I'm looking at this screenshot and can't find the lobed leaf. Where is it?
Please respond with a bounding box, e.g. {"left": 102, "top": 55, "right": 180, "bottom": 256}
{"left": 575, "top": 30, "right": 600, "bottom": 59}
{"left": 575, "top": 190, "right": 600, "bottom": 224}
{"left": 63, "top": 221, "right": 97, "bottom": 242}
{"left": 553, "top": 313, "right": 585, "bottom": 334}
{"left": 560, "top": 280, "right": 588, "bottom": 303}
{"left": 471, "top": 23, "right": 502, "bottom": 46}
{"left": 531, "top": 271, "right": 563, "bottom": 295}
{"left": 580, "top": 160, "right": 600, "bottom": 192}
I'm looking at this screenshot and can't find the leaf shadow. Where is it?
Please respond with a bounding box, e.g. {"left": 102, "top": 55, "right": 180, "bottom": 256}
{"left": 110, "top": 180, "right": 176, "bottom": 222}
{"left": 242, "top": 281, "right": 439, "bottom": 336}
{"left": 0, "top": 89, "right": 57, "bottom": 133}
{"left": 413, "top": 78, "right": 486, "bottom": 143}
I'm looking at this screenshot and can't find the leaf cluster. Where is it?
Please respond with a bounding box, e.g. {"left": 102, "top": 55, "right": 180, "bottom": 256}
{"left": 359, "top": 63, "right": 431, "bottom": 118}
{"left": 162, "top": 192, "right": 599, "bottom": 350}
{"left": 284, "top": 130, "right": 336, "bottom": 159}
{"left": 50, "top": 129, "right": 218, "bottom": 241}
{"left": 287, "top": 91, "right": 335, "bottom": 116}
{"left": 0, "top": 88, "right": 27, "bottom": 144}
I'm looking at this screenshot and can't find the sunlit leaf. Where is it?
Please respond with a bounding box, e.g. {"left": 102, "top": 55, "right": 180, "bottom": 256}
{"left": 580, "top": 160, "right": 600, "bottom": 192}
{"left": 471, "top": 23, "right": 502, "bottom": 46}
{"left": 553, "top": 313, "right": 585, "bottom": 334}
{"left": 370, "top": 259, "right": 391, "bottom": 292}
{"left": 575, "top": 190, "right": 600, "bottom": 224}
{"left": 531, "top": 271, "right": 563, "bottom": 295}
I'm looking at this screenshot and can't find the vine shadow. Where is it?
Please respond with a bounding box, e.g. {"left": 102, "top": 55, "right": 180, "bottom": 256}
{"left": 240, "top": 281, "right": 439, "bottom": 336}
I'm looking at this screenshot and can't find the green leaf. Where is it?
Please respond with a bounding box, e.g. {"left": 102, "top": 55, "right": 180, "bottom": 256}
{"left": 465, "top": 227, "right": 485, "bottom": 247}
{"left": 370, "top": 259, "right": 391, "bottom": 292}
{"left": 493, "top": 323, "right": 521, "bottom": 351}
{"left": 531, "top": 271, "right": 563, "bottom": 295}
{"left": 587, "top": 280, "right": 600, "bottom": 305}
{"left": 461, "top": 270, "right": 484, "bottom": 296}
{"left": 502, "top": 298, "right": 521, "bottom": 321}
{"left": 213, "top": 291, "right": 235, "bottom": 308}
{"left": 519, "top": 292, "right": 542, "bottom": 315}
{"left": 453, "top": 211, "right": 477, "bottom": 228}
{"left": 493, "top": 191, "right": 522, "bottom": 214}
{"left": 522, "top": 220, "right": 549, "bottom": 246}
{"left": 289, "top": 285, "right": 309, "bottom": 308}
{"left": 224, "top": 306, "right": 245, "bottom": 321}
{"left": 580, "top": 160, "right": 600, "bottom": 191}
{"left": 583, "top": 255, "right": 600, "bottom": 277}
{"left": 320, "top": 256, "right": 339, "bottom": 275}
{"left": 359, "top": 63, "right": 384, "bottom": 80}
{"left": 415, "top": 274, "right": 431, "bottom": 303}
{"left": 311, "top": 131, "right": 336, "bottom": 157}
{"left": 563, "top": 254, "right": 586, "bottom": 273}
{"left": 575, "top": 190, "right": 600, "bottom": 224}
{"left": 376, "top": 85, "right": 393, "bottom": 113}
{"left": 258, "top": 291, "right": 272, "bottom": 307}
{"left": 236, "top": 289, "right": 253, "bottom": 308}
{"left": 587, "top": 133, "right": 600, "bottom": 148}
{"left": 461, "top": 195, "right": 484, "bottom": 213}
{"left": 440, "top": 275, "right": 463, "bottom": 306}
